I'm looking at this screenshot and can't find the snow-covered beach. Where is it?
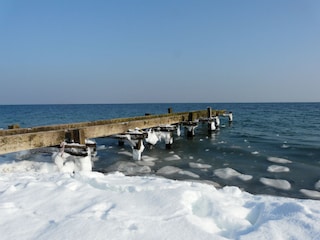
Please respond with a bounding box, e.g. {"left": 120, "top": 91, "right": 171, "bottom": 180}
{"left": 2, "top": 0, "right": 320, "bottom": 236}
{"left": 1, "top": 152, "right": 319, "bottom": 240}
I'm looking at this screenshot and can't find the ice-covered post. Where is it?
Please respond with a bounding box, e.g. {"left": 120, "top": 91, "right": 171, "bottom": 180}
{"left": 145, "top": 129, "right": 159, "bottom": 148}
{"left": 176, "top": 124, "right": 181, "bottom": 137}
{"left": 185, "top": 124, "right": 197, "bottom": 137}
{"left": 208, "top": 119, "right": 216, "bottom": 131}
{"left": 207, "top": 107, "right": 216, "bottom": 131}
{"left": 78, "top": 147, "right": 92, "bottom": 171}
{"left": 164, "top": 131, "right": 174, "bottom": 149}
{"left": 132, "top": 139, "right": 145, "bottom": 161}
{"left": 185, "top": 112, "right": 198, "bottom": 137}
{"left": 214, "top": 114, "right": 220, "bottom": 128}
{"left": 228, "top": 111, "right": 233, "bottom": 122}
{"left": 125, "top": 132, "right": 147, "bottom": 161}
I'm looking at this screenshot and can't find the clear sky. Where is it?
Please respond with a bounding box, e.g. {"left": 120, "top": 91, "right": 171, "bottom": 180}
{"left": 0, "top": 0, "right": 319, "bottom": 104}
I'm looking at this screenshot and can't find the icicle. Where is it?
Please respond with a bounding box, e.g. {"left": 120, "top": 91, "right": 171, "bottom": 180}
{"left": 146, "top": 129, "right": 159, "bottom": 145}
{"left": 60, "top": 142, "right": 66, "bottom": 157}
{"left": 176, "top": 125, "right": 181, "bottom": 136}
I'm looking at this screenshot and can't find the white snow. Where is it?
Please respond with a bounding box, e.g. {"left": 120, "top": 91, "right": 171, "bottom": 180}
{"left": 189, "top": 162, "right": 212, "bottom": 169}
{"left": 54, "top": 150, "right": 92, "bottom": 173}
{"left": 1, "top": 153, "right": 320, "bottom": 239}
{"left": 267, "top": 156, "right": 292, "bottom": 164}
{"left": 164, "top": 154, "right": 181, "bottom": 161}
{"left": 154, "top": 130, "right": 174, "bottom": 145}
{"left": 260, "top": 177, "right": 291, "bottom": 190}
{"left": 157, "top": 165, "right": 182, "bottom": 175}
{"left": 157, "top": 166, "right": 200, "bottom": 179}
{"left": 145, "top": 129, "right": 159, "bottom": 145}
{"left": 106, "top": 161, "right": 152, "bottom": 175}
{"left": 300, "top": 189, "right": 320, "bottom": 199}
{"left": 267, "top": 165, "right": 290, "bottom": 173}
{"left": 214, "top": 167, "right": 253, "bottom": 181}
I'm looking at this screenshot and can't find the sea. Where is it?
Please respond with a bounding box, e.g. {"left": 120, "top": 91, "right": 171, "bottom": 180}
{"left": 1, "top": 103, "right": 319, "bottom": 200}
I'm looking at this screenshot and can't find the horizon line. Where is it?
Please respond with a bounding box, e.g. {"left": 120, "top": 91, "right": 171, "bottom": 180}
{"left": 0, "top": 101, "right": 320, "bottom": 106}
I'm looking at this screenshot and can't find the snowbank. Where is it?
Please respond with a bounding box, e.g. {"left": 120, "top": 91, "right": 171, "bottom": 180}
{"left": 0, "top": 171, "right": 319, "bottom": 240}
{"left": 0, "top": 153, "right": 320, "bottom": 239}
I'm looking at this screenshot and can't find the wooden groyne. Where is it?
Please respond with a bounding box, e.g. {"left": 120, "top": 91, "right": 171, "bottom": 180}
{"left": 0, "top": 108, "right": 227, "bottom": 155}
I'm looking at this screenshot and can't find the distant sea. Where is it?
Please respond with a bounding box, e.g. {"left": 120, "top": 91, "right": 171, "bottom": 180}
{"left": 1, "top": 103, "right": 319, "bottom": 200}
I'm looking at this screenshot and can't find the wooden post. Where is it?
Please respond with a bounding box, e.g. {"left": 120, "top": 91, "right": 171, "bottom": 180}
{"left": 207, "top": 107, "right": 212, "bottom": 119}
{"left": 65, "top": 129, "right": 85, "bottom": 144}
{"left": 76, "top": 129, "right": 85, "bottom": 145}
{"left": 188, "top": 112, "right": 194, "bottom": 121}
{"left": 8, "top": 124, "right": 20, "bottom": 129}
{"left": 118, "top": 139, "right": 125, "bottom": 146}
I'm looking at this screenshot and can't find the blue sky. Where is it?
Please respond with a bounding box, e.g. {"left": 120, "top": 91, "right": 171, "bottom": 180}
{"left": 0, "top": 0, "right": 319, "bottom": 104}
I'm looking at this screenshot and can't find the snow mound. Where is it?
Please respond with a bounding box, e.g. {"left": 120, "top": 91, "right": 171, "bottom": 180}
{"left": 1, "top": 172, "right": 319, "bottom": 240}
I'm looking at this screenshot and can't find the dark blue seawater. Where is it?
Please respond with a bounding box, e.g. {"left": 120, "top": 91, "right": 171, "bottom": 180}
{"left": 1, "top": 103, "right": 320, "bottom": 200}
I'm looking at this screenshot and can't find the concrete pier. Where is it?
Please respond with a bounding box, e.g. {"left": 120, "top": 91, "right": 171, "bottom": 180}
{"left": 0, "top": 108, "right": 226, "bottom": 155}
